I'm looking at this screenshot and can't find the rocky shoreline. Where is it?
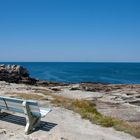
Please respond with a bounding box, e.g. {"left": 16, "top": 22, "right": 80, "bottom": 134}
{"left": 1, "top": 65, "right": 139, "bottom": 104}
{"left": 0, "top": 64, "right": 140, "bottom": 139}
{"left": 0, "top": 64, "right": 140, "bottom": 107}
{"left": 1, "top": 64, "right": 140, "bottom": 89}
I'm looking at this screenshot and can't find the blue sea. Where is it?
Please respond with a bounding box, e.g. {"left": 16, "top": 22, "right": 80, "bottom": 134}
{"left": 1, "top": 62, "right": 140, "bottom": 84}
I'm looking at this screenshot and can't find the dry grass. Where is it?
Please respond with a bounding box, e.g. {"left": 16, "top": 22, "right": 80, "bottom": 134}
{"left": 50, "top": 94, "right": 140, "bottom": 138}
{"left": 11, "top": 93, "right": 45, "bottom": 100}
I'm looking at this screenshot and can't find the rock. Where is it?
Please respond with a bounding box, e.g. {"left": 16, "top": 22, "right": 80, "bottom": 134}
{"left": 0, "top": 64, "right": 29, "bottom": 76}
{"left": 36, "top": 80, "right": 68, "bottom": 87}
{"left": 0, "top": 64, "right": 36, "bottom": 85}
{"left": 0, "top": 129, "right": 7, "bottom": 135}
{"left": 79, "top": 83, "right": 140, "bottom": 92}
{"left": 70, "top": 84, "right": 80, "bottom": 90}
{"left": 129, "top": 100, "right": 140, "bottom": 106}
{"left": 9, "top": 132, "right": 15, "bottom": 137}
{"left": 61, "top": 137, "right": 68, "bottom": 140}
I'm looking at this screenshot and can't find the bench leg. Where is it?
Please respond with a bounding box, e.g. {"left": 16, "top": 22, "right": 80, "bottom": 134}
{"left": 25, "top": 116, "right": 41, "bottom": 134}
{"left": 33, "top": 117, "right": 41, "bottom": 128}
{"left": 25, "top": 116, "right": 33, "bottom": 135}
{"left": 22, "top": 101, "right": 41, "bottom": 135}
{"left": 25, "top": 122, "right": 31, "bottom": 135}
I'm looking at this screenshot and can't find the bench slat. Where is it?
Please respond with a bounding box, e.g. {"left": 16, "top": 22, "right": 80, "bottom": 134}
{"left": 0, "top": 105, "right": 24, "bottom": 113}
{"left": 0, "top": 97, "right": 23, "bottom": 104}
{"left": 0, "top": 96, "right": 41, "bottom": 116}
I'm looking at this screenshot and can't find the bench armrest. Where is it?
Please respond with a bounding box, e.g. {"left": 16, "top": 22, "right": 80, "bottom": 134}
{"left": 40, "top": 108, "right": 52, "bottom": 118}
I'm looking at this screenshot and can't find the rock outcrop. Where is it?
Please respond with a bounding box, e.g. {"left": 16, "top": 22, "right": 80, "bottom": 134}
{"left": 71, "top": 82, "right": 140, "bottom": 92}
{"left": 0, "top": 64, "right": 67, "bottom": 86}
{"left": 0, "top": 64, "right": 37, "bottom": 85}
{"left": 0, "top": 64, "right": 29, "bottom": 76}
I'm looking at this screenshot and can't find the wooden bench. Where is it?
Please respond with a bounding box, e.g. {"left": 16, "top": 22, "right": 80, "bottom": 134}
{"left": 0, "top": 96, "right": 52, "bottom": 134}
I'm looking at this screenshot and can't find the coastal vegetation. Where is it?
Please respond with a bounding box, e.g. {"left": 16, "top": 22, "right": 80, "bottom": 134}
{"left": 50, "top": 95, "right": 140, "bottom": 138}
{"left": 13, "top": 91, "right": 140, "bottom": 138}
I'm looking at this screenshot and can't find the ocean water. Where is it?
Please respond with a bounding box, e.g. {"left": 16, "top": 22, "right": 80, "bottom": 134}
{"left": 1, "top": 62, "right": 140, "bottom": 84}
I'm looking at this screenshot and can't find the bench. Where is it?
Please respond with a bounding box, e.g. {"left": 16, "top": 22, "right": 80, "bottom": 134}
{"left": 0, "top": 96, "right": 52, "bottom": 134}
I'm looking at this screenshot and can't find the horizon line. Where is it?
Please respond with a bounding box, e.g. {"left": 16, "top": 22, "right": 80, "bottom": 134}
{"left": 0, "top": 61, "right": 140, "bottom": 63}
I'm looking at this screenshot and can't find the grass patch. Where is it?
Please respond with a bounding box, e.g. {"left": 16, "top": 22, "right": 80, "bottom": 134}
{"left": 50, "top": 94, "right": 140, "bottom": 138}
{"left": 11, "top": 93, "right": 45, "bottom": 100}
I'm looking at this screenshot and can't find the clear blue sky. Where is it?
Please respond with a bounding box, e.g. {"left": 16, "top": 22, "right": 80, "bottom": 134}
{"left": 0, "top": 0, "right": 140, "bottom": 62}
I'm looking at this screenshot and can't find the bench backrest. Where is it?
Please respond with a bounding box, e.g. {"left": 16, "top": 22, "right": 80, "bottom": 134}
{"left": 0, "top": 96, "right": 41, "bottom": 117}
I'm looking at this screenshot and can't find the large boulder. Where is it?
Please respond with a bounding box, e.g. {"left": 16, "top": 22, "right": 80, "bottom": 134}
{"left": 0, "top": 64, "right": 36, "bottom": 84}
{"left": 0, "top": 64, "right": 29, "bottom": 76}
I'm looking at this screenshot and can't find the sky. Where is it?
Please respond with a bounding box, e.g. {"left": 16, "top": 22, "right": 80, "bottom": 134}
{"left": 0, "top": 0, "right": 140, "bottom": 62}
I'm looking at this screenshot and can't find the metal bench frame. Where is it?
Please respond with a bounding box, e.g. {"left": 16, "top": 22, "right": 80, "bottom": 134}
{"left": 0, "top": 96, "right": 51, "bottom": 135}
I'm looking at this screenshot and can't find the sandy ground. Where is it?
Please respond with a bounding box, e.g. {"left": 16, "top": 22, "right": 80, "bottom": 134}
{"left": 0, "top": 81, "right": 140, "bottom": 140}
{"left": 0, "top": 107, "right": 138, "bottom": 140}
{"left": 56, "top": 87, "right": 104, "bottom": 99}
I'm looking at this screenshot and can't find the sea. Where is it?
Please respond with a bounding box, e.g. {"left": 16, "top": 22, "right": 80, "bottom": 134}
{"left": 1, "top": 62, "right": 140, "bottom": 84}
